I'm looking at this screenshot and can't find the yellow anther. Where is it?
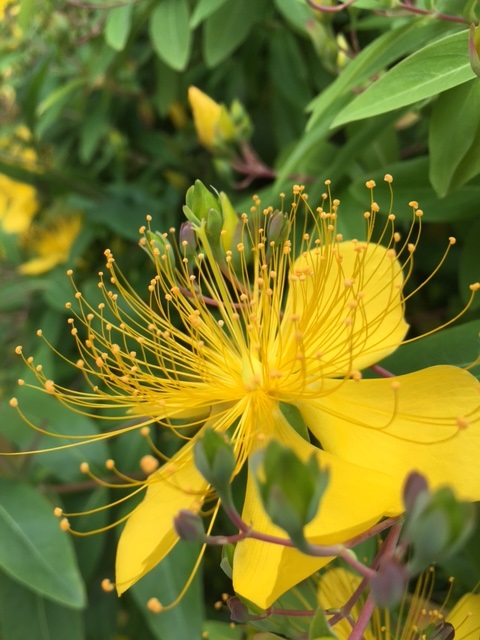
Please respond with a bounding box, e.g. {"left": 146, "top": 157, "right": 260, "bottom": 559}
{"left": 384, "top": 173, "right": 393, "bottom": 183}
{"left": 9, "top": 398, "right": 18, "bottom": 408}
{"left": 147, "top": 598, "right": 163, "bottom": 614}
{"left": 80, "top": 462, "right": 90, "bottom": 473}
{"left": 60, "top": 518, "right": 70, "bottom": 531}
{"left": 45, "top": 380, "right": 55, "bottom": 394}
{"left": 140, "top": 455, "right": 159, "bottom": 475}
{"left": 101, "top": 579, "right": 115, "bottom": 592}
{"left": 54, "top": 507, "right": 63, "bottom": 517}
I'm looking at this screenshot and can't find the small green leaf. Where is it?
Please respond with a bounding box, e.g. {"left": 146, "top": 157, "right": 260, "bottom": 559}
{"left": 333, "top": 29, "right": 475, "bottom": 126}
{"left": 0, "top": 570, "right": 85, "bottom": 640}
{"left": 309, "top": 606, "right": 338, "bottom": 640}
{"left": 150, "top": 0, "right": 192, "bottom": 71}
{"left": 0, "top": 478, "right": 86, "bottom": 608}
{"left": 105, "top": 2, "right": 133, "bottom": 51}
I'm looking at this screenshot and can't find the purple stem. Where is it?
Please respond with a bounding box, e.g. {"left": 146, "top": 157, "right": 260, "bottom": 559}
{"left": 370, "top": 364, "right": 395, "bottom": 378}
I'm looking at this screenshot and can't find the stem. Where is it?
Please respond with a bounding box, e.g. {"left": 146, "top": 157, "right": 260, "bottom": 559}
{"left": 307, "top": 0, "right": 357, "bottom": 12}
{"left": 370, "top": 364, "right": 395, "bottom": 378}
{"left": 348, "top": 593, "right": 375, "bottom": 640}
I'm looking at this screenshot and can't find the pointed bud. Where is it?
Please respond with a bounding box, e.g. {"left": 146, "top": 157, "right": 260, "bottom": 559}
{"left": 193, "top": 427, "right": 236, "bottom": 489}
{"left": 173, "top": 509, "right": 206, "bottom": 542}
{"left": 188, "top": 86, "right": 236, "bottom": 151}
{"left": 218, "top": 191, "right": 239, "bottom": 252}
{"left": 370, "top": 557, "right": 409, "bottom": 608}
{"left": 251, "top": 440, "right": 329, "bottom": 550}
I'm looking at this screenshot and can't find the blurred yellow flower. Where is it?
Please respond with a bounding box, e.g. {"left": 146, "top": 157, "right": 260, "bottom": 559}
{"left": 188, "top": 86, "right": 236, "bottom": 150}
{"left": 19, "top": 215, "right": 82, "bottom": 275}
{"left": 0, "top": 174, "right": 39, "bottom": 234}
{"left": 318, "top": 567, "right": 480, "bottom": 640}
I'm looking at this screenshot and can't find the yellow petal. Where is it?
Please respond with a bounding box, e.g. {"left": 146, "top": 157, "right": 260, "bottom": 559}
{"left": 115, "top": 444, "right": 208, "bottom": 594}
{"left": 447, "top": 593, "right": 480, "bottom": 638}
{"left": 281, "top": 241, "right": 408, "bottom": 377}
{"left": 317, "top": 568, "right": 376, "bottom": 640}
{"left": 232, "top": 405, "right": 398, "bottom": 609}
{"left": 299, "top": 366, "right": 480, "bottom": 512}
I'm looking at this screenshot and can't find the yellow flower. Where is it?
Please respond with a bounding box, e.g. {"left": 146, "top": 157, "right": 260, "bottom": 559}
{"left": 19, "top": 214, "right": 82, "bottom": 275}
{"left": 0, "top": 174, "right": 39, "bottom": 234}
{"left": 188, "top": 86, "right": 236, "bottom": 150}
{"left": 9, "top": 179, "right": 480, "bottom": 610}
{"left": 318, "top": 567, "right": 480, "bottom": 639}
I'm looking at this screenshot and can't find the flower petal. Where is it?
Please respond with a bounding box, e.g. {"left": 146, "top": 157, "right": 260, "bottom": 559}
{"left": 299, "top": 366, "right": 480, "bottom": 512}
{"left": 232, "top": 404, "right": 398, "bottom": 609}
{"left": 281, "top": 241, "right": 407, "bottom": 377}
{"left": 447, "top": 593, "right": 480, "bottom": 638}
{"left": 115, "top": 444, "right": 208, "bottom": 595}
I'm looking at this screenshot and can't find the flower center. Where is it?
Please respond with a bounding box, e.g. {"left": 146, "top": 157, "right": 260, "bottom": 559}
{"left": 242, "top": 354, "right": 264, "bottom": 392}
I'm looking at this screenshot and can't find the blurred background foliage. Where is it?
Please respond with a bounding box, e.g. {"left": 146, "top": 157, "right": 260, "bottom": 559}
{"left": 1, "top": 1, "right": 480, "bottom": 639}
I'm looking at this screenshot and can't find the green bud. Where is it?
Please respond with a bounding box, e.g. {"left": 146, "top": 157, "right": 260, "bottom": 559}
{"left": 173, "top": 509, "right": 205, "bottom": 542}
{"left": 268, "top": 210, "right": 289, "bottom": 246}
{"left": 206, "top": 206, "right": 223, "bottom": 242}
{"left": 251, "top": 440, "right": 329, "bottom": 550}
{"left": 179, "top": 221, "right": 197, "bottom": 262}
{"left": 229, "top": 99, "right": 253, "bottom": 142}
{"left": 404, "top": 483, "right": 476, "bottom": 574}
{"left": 185, "top": 180, "right": 221, "bottom": 224}
{"left": 193, "top": 427, "right": 236, "bottom": 489}
{"left": 218, "top": 191, "right": 239, "bottom": 251}
{"left": 141, "top": 229, "right": 176, "bottom": 271}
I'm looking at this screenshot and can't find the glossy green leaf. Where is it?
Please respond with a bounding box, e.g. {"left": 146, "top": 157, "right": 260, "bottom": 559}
{"left": 190, "top": 0, "right": 228, "bottom": 28}
{"left": 203, "top": 0, "right": 265, "bottom": 67}
{"left": 131, "top": 542, "right": 205, "bottom": 639}
{"left": 0, "top": 570, "right": 85, "bottom": 640}
{"left": 429, "top": 79, "right": 480, "bottom": 196}
{"left": 333, "top": 29, "right": 475, "bottom": 126}
{"left": 150, "top": 0, "right": 192, "bottom": 71}
{"left": 307, "top": 19, "right": 458, "bottom": 130}
{"left": 348, "top": 158, "right": 480, "bottom": 223}
{"left": 0, "top": 478, "right": 86, "bottom": 608}
{"left": 380, "top": 320, "right": 480, "bottom": 376}
{"left": 105, "top": 2, "right": 133, "bottom": 52}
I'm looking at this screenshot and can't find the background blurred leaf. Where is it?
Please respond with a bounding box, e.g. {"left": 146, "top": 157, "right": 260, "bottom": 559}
{"left": 0, "top": 478, "right": 86, "bottom": 608}
{"left": 0, "top": 569, "right": 85, "bottom": 640}
{"left": 105, "top": 2, "right": 133, "bottom": 52}
{"left": 150, "top": 0, "right": 192, "bottom": 71}
{"left": 130, "top": 541, "right": 205, "bottom": 639}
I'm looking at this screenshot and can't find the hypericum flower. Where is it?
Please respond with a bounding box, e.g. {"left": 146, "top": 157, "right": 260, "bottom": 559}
{"left": 188, "top": 86, "right": 236, "bottom": 150}
{"left": 318, "top": 567, "right": 480, "bottom": 640}
{"left": 0, "top": 175, "right": 39, "bottom": 235}
{"left": 19, "top": 214, "right": 82, "bottom": 275}
{"left": 8, "top": 178, "right": 480, "bottom": 610}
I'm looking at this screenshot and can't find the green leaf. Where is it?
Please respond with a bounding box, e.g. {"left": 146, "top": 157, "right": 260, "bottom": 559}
{"left": 130, "top": 542, "right": 205, "bottom": 639}
{"left": 429, "top": 79, "right": 480, "bottom": 196}
{"left": 79, "top": 92, "right": 109, "bottom": 164}
{"left": 348, "top": 157, "right": 480, "bottom": 223}
{"left": 274, "top": 0, "right": 313, "bottom": 33}
{"left": 0, "top": 570, "right": 85, "bottom": 640}
{"left": 190, "top": 0, "right": 228, "bottom": 28}
{"left": 150, "top": 0, "right": 192, "bottom": 71}
{"left": 203, "top": 0, "right": 265, "bottom": 67}
{"left": 333, "top": 29, "right": 475, "bottom": 127}
{"left": 380, "top": 320, "right": 480, "bottom": 376}
{"left": 0, "top": 478, "right": 86, "bottom": 608}
{"left": 105, "top": 2, "right": 133, "bottom": 51}
{"left": 309, "top": 606, "right": 338, "bottom": 640}
{"left": 459, "top": 217, "right": 480, "bottom": 312}
{"left": 202, "top": 620, "right": 243, "bottom": 639}
{"left": 307, "top": 19, "right": 458, "bottom": 130}
{"left": 37, "top": 78, "right": 87, "bottom": 118}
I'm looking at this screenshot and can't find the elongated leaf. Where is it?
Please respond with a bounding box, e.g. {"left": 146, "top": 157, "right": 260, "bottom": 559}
{"left": 307, "top": 19, "right": 458, "bottom": 130}
{"left": 131, "top": 542, "right": 205, "bottom": 639}
{"left": 105, "top": 2, "right": 133, "bottom": 51}
{"left": 347, "top": 158, "right": 480, "bottom": 223}
{"left": 429, "top": 79, "right": 480, "bottom": 196}
{"left": 0, "top": 478, "right": 86, "bottom": 608}
{"left": 189, "top": 0, "right": 228, "bottom": 28}
{"left": 203, "top": 0, "right": 265, "bottom": 67}
{"left": 333, "top": 29, "right": 475, "bottom": 126}
{"left": 150, "top": 0, "right": 192, "bottom": 71}
{"left": 37, "top": 78, "right": 86, "bottom": 117}
{"left": 0, "top": 570, "right": 84, "bottom": 640}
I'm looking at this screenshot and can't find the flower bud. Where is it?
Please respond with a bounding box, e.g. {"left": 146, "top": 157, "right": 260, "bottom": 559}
{"left": 173, "top": 509, "right": 206, "bottom": 542}
{"left": 370, "top": 557, "right": 409, "bottom": 608}
{"left": 193, "top": 427, "right": 236, "bottom": 489}
{"left": 185, "top": 180, "right": 221, "bottom": 224}
{"left": 188, "top": 86, "right": 236, "bottom": 151}
{"left": 218, "top": 191, "right": 239, "bottom": 252}
{"left": 251, "top": 440, "right": 329, "bottom": 550}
